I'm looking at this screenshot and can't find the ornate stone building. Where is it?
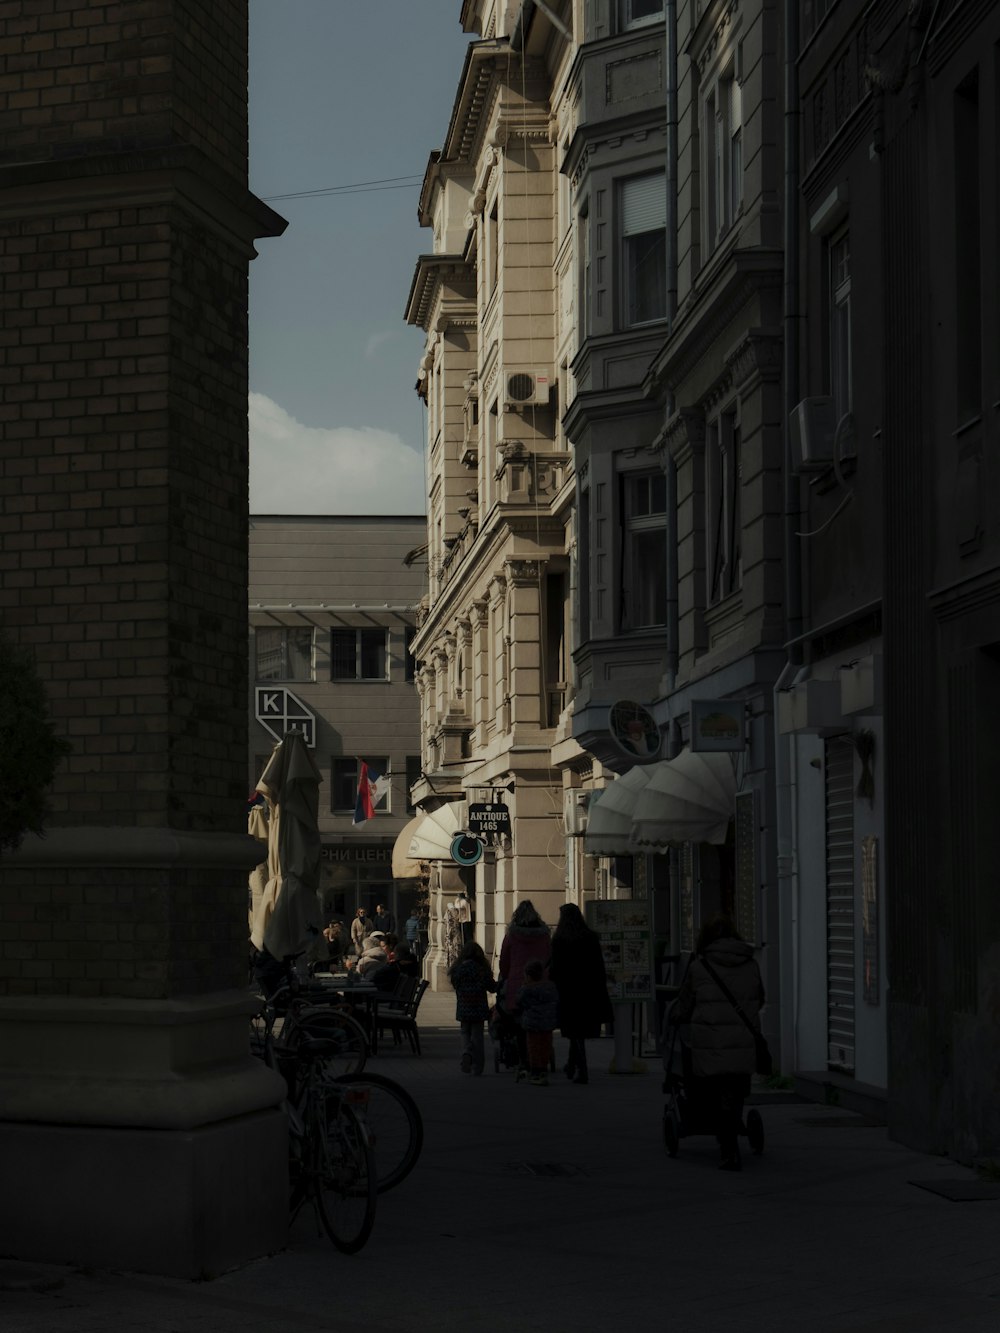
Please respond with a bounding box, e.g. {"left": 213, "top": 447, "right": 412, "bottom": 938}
{"left": 405, "top": 1, "right": 580, "bottom": 982}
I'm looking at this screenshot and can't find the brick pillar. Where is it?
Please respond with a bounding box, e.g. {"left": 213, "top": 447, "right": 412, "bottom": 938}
{"left": 0, "top": 2, "right": 288, "bottom": 1276}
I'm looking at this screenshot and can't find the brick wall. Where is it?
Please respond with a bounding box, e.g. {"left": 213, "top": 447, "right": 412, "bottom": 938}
{"left": 0, "top": 0, "right": 248, "bottom": 180}
{"left": 0, "top": 0, "right": 281, "bottom": 999}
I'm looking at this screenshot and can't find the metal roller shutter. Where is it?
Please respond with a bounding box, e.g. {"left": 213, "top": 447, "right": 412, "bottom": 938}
{"left": 825, "top": 735, "right": 855, "bottom": 1071}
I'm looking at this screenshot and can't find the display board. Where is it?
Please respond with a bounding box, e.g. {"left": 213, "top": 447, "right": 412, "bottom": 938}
{"left": 586, "top": 899, "right": 653, "bottom": 1001}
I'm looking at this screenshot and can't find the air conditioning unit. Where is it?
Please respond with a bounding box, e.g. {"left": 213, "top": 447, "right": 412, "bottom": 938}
{"left": 564, "top": 790, "right": 591, "bottom": 836}
{"left": 789, "top": 397, "right": 836, "bottom": 473}
{"left": 504, "top": 367, "right": 551, "bottom": 409}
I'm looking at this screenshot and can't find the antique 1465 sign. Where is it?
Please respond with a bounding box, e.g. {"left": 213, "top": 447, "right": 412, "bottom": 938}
{"left": 468, "top": 803, "right": 511, "bottom": 845}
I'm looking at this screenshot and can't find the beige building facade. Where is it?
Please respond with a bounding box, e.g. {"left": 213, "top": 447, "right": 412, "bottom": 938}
{"left": 405, "top": 1, "right": 585, "bottom": 983}
{"left": 248, "top": 516, "right": 427, "bottom": 932}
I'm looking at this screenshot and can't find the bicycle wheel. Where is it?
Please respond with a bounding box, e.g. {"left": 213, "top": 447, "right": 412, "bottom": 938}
{"left": 334, "top": 1073, "right": 423, "bottom": 1194}
{"left": 312, "top": 1097, "right": 376, "bottom": 1254}
{"left": 283, "top": 1005, "right": 368, "bottom": 1078}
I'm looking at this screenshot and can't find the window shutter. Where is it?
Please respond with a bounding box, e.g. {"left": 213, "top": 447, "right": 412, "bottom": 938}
{"left": 621, "top": 174, "right": 666, "bottom": 237}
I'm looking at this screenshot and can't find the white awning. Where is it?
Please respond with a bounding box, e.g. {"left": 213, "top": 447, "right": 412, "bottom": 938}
{"left": 406, "top": 801, "right": 468, "bottom": 861}
{"left": 391, "top": 815, "right": 427, "bottom": 879}
{"left": 582, "top": 765, "right": 653, "bottom": 857}
{"left": 631, "top": 748, "right": 736, "bottom": 847}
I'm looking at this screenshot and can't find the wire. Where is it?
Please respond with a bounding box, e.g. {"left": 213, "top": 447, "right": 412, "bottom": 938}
{"left": 261, "top": 173, "right": 424, "bottom": 201}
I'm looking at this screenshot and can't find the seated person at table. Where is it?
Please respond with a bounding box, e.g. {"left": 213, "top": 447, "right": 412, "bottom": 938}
{"left": 395, "top": 947, "right": 420, "bottom": 978}
{"left": 357, "top": 931, "right": 388, "bottom": 978}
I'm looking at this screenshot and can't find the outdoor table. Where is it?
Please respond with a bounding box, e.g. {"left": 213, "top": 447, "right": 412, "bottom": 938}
{"left": 303, "top": 978, "right": 391, "bottom": 1055}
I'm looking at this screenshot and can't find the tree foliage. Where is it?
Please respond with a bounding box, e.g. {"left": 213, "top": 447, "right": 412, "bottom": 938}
{"left": 0, "top": 633, "right": 72, "bottom": 856}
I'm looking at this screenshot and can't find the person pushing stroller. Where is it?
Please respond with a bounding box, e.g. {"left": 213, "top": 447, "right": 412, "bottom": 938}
{"left": 668, "top": 914, "right": 765, "bottom": 1170}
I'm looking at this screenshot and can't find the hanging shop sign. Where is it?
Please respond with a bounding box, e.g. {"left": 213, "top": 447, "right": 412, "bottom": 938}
{"left": 450, "top": 833, "right": 484, "bottom": 867}
{"left": 689, "top": 698, "right": 746, "bottom": 752}
{"left": 468, "top": 802, "right": 511, "bottom": 845}
{"left": 608, "top": 699, "right": 660, "bottom": 763}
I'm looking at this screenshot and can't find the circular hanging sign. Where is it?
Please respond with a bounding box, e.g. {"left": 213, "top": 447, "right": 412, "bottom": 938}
{"left": 450, "top": 833, "right": 484, "bottom": 867}
{"left": 608, "top": 699, "right": 661, "bottom": 763}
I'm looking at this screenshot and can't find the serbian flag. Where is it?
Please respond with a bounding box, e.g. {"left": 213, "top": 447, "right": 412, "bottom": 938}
{"left": 352, "top": 760, "right": 389, "bottom": 826}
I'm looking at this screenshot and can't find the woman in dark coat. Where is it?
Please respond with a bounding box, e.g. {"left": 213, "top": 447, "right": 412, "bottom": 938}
{"left": 673, "top": 914, "right": 765, "bottom": 1170}
{"left": 550, "top": 902, "right": 612, "bottom": 1085}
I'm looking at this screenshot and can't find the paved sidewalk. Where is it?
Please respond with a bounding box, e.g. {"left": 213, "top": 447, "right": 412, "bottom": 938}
{"left": 4, "top": 990, "right": 999, "bottom": 1332}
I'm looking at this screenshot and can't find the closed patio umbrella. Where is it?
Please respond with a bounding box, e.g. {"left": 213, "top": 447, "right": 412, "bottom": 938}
{"left": 249, "top": 731, "right": 323, "bottom": 964}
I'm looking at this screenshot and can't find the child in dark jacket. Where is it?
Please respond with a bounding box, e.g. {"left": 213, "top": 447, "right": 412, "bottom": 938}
{"left": 515, "top": 958, "right": 559, "bottom": 1085}
{"left": 448, "top": 940, "right": 497, "bottom": 1076}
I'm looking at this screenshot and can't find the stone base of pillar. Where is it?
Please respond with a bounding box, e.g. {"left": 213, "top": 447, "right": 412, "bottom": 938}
{"left": 0, "top": 1108, "right": 287, "bottom": 1278}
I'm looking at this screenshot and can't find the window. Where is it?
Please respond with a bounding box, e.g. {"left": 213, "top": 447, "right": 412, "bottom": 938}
{"left": 829, "top": 230, "right": 852, "bottom": 422}
{"left": 621, "top": 472, "right": 667, "bottom": 630}
{"left": 704, "top": 65, "right": 742, "bottom": 254}
{"left": 578, "top": 200, "right": 591, "bottom": 340}
{"left": 620, "top": 174, "right": 666, "bottom": 326}
{"left": 620, "top": 0, "right": 663, "bottom": 30}
{"left": 405, "top": 754, "right": 422, "bottom": 813}
{"left": 255, "top": 627, "right": 313, "bottom": 682}
{"left": 488, "top": 197, "right": 499, "bottom": 294}
{"left": 706, "top": 412, "right": 742, "bottom": 607}
{"left": 331, "top": 756, "right": 389, "bottom": 814}
{"left": 331, "top": 628, "right": 388, "bottom": 681}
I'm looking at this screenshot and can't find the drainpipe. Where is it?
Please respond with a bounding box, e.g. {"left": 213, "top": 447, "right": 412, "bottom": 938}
{"left": 663, "top": 1, "right": 679, "bottom": 699}
{"left": 774, "top": 0, "right": 803, "bottom": 1077}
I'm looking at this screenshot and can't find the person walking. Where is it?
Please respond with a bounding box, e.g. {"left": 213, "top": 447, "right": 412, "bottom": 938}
{"left": 672, "top": 914, "right": 765, "bottom": 1171}
{"left": 373, "top": 902, "right": 395, "bottom": 934}
{"left": 448, "top": 940, "right": 497, "bottom": 1076}
{"left": 514, "top": 959, "right": 559, "bottom": 1085}
{"left": 498, "top": 900, "right": 552, "bottom": 1074}
{"left": 350, "top": 906, "right": 371, "bottom": 957}
{"left": 550, "top": 902, "right": 612, "bottom": 1085}
{"left": 404, "top": 907, "right": 422, "bottom": 958}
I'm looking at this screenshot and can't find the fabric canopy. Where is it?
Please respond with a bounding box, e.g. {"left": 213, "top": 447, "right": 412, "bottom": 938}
{"left": 249, "top": 732, "right": 323, "bottom": 961}
{"left": 583, "top": 765, "right": 654, "bottom": 857}
{"left": 630, "top": 748, "right": 736, "bottom": 847}
{"left": 406, "top": 801, "right": 468, "bottom": 861}
{"left": 391, "top": 814, "right": 427, "bottom": 879}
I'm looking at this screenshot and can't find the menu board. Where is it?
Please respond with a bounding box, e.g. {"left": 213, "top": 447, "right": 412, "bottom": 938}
{"left": 586, "top": 899, "right": 653, "bottom": 1001}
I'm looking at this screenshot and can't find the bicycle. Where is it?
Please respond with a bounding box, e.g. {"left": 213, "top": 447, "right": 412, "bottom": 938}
{"left": 333, "top": 1072, "right": 424, "bottom": 1193}
{"left": 251, "top": 972, "right": 369, "bottom": 1082}
{"left": 287, "top": 1036, "right": 377, "bottom": 1253}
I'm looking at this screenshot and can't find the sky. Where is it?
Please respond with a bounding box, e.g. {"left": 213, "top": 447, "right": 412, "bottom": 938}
{"left": 247, "top": 2, "right": 474, "bottom": 516}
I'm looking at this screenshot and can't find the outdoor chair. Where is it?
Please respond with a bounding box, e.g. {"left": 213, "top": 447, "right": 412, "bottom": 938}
{"left": 378, "top": 978, "right": 429, "bottom": 1055}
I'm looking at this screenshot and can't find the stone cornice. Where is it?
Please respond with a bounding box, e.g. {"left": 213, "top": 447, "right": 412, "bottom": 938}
{"left": 404, "top": 253, "right": 475, "bottom": 330}
{"left": 663, "top": 408, "right": 707, "bottom": 466}
{"left": 645, "top": 247, "right": 783, "bottom": 396}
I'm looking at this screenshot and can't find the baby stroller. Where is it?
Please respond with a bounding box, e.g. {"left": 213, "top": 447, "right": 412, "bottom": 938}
{"left": 489, "top": 996, "right": 522, "bottom": 1074}
{"left": 661, "top": 1015, "right": 764, "bottom": 1161}
{"left": 489, "top": 986, "right": 558, "bottom": 1076}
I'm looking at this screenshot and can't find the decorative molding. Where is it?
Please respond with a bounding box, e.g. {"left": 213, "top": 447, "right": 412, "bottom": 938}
{"left": 663, "top": 408, "right": 706, "bottom": 466}
{"left": 504, "top": 558, "right": 543, "bottom": 586}
{"left": 606, "top": 48, "right": 663, "bottom": 105}
{"left": 695, "top": 0, "right": 743, "bottom": 76}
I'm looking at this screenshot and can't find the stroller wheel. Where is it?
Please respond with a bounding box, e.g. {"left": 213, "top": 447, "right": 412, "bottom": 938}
{"left": 745, "top": 1107, "right": 764, "bottom": 1155}
{"left": 662, "top": 1108, "right": 679, "bottom": 1158}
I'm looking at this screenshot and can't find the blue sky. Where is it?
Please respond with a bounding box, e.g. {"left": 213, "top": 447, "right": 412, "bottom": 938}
{"left": 247, "top": 2, "right": 473, "bottom": 514}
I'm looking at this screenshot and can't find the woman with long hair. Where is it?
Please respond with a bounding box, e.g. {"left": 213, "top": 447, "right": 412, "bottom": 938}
{"left": 550, "top": 902, "right": 612, "bottom": 1085}
{"left": 497, "top": 899, "right": 551, "bottom": 1075}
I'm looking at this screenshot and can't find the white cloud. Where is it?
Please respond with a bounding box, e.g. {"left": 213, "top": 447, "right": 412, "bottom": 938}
{"left": 249, "top": 392, "right": 426, "bottom": 515}
{"left": 364, "top": 329, "right": 399, "bottom": 359}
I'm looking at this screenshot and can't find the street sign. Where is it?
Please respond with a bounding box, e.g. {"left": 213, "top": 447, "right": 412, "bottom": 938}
{"left": 468, "top": 802, "right": 511, "bottom": 845}
{"left": 255, "top": 686, "right": 317, "bottom": 748}
{"left": 450, "top": 833, "right": 483, "bottom": 866}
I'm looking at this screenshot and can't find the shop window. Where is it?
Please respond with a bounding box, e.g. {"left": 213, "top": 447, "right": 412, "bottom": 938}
{"left": 254, "top": 626, "right": 313, "bottom": 682}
